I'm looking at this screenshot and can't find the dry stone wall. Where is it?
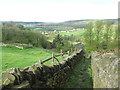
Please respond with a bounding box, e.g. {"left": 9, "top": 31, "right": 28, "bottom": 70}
{"left": 1, "top": 49, "right": 85, "bottom": 89}
{"left": 91, "top": 51, "right": 119, "bottom": 88}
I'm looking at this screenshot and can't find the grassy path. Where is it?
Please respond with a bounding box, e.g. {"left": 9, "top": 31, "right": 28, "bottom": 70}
{"left": 63, "top": 58, "right": 93, "bottom": 88}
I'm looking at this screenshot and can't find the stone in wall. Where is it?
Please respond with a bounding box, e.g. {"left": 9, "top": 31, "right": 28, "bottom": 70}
{"left": 91, "top": 51, "right": 119, "bottom": 88}
{"left": 1, "top": 49, "right": 85, "bottom": 89}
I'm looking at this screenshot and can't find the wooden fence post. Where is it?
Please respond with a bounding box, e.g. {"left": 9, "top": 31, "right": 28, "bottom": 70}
{"left": 52, "top": 53, "right": 54, "bottom": 64}
{"left": 70, "top": 48, "right": 72, "bottom": 55}
{"left": 74, "top": 48, "right": 76, "bottom": 52}
{"left": 67, "top": 51, "right": 70, "bottom": 56}
{"left": 60, "top": 49, "right": 64, "bottom": 59}
{"left": 75, "top": 48, "right": 77, "bottom": 52}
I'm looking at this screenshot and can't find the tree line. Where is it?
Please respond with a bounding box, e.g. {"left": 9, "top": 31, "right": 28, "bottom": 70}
{"left": 2, "top": 22, "right": 74, "bottom": 52}
{"left": 84, "top": 20, "right": 118, "bottom": 53}
{"left": 2, "top": 22, "right": 51, "bottom": 49}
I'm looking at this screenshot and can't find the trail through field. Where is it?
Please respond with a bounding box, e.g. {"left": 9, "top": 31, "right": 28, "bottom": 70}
{"left": 63, "top": 58, "right": 93, "bottom": 88}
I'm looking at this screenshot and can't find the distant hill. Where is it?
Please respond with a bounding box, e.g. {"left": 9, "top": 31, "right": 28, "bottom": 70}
{"left": 1, "top": 19, "right": 117, "bottom": 30}
{"left": 55, "top": 19, "right": 117, "bottom": 28}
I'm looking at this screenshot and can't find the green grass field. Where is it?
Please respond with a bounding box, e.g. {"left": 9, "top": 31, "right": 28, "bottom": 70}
{"left": 2, "top": 46, "right": 66, "bottom": 71}
{"left": 33, "top": 27, "right": 72, "bottom": 31}
{"left": 59, "top": 29, "right": 85, "bottom": 36}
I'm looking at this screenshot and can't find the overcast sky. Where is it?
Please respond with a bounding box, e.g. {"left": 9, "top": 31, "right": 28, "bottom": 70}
{"left": 0, "top": 0, "right": 119, "bottom": 22}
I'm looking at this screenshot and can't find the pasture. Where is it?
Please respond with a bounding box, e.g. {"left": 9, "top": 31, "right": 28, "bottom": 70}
{"left": 59, "top": 29, "right": 85, "bottom": 36}
{"left": 2, "top": 46, "right": 66, "bottom": 71}
{"left": 43, "top": 28, "right": 85, "bottom": 43}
